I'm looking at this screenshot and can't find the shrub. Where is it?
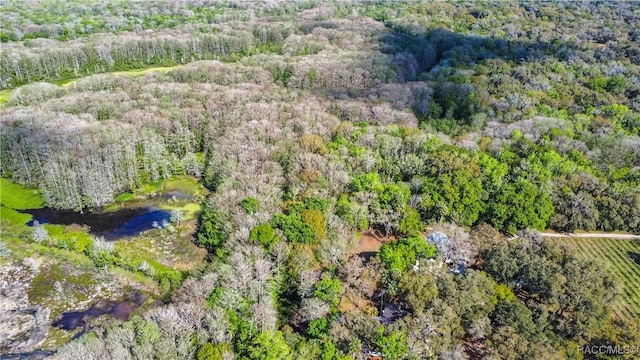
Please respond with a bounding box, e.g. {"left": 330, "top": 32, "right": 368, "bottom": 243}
{"left": 272, "top": 213, "right": 316, "bottom": 244}
{"left": 308, "top": 317, "right": 331, "bottom": 339}
{"left": 197, "top": 205, "right": 233, "bottom": 256}
{"left": 398, "top": 207, "right": 423, "bottom": 235}
{"left": 240, "top": 197, "right": 260, "bottom": 214}
{"left": 379, "top": 236, "right": 437, "bottom": 273}
{"left": 299, "top": 134, "right": 329, "bottom": 155}
{"left": 314, "top": 275, "right": 343, "bottom": 309}
{"left": 197, "top": 342, "right": 233, "bottom": 360}
{"left": 249, "top": 223, "right": 279, "bottom": 251}
{"left": 301, "top": 209, "right": 327, "bottom": 241}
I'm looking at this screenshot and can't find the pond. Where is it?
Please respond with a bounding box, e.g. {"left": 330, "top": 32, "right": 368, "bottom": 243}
{"left": 20, "top": 206, "right": 172, "bottom": 241}
{"left": 53, "top": 292, "right": 147, "bottom": 334}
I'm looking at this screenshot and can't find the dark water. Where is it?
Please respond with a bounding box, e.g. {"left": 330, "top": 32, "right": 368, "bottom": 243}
{"left": 21, "top": 206, "right": 171, "bottom": 240}
{"left": 53, "top": 293, "right": 147, "bottom": 333}
{"left": 0, "top": 350, "right": 54, "bottom": 360}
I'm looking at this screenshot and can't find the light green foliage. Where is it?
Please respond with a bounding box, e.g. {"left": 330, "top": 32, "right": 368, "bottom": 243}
{"left": 349, "top": 172, "right": 383, "bottom": 193}
{"left": 398, "top": 206, "right": 423, "bottom": 235}
{"left": 247, "top": 331, "right": 292, "bottom": 360}
{"left": 314, "top": 275, "right": 344, "bottom": 309}
{"left": 249, "top": 223, "right": 279, "bottom": 251}
{"left": 197, "top": 342, "right": 232, "bottom": 360}
{"left": 0, "top": 178, "right": 43, "bottom": 210}
{"left": 132, "top": 316, "right": 162, "bottom": 349}
{"left": 379, "top": 236, "right": 437, "bottom": 273}
{"left": 374, "top": 327, "right": 408, "bottom": 360}
{"left": 308, "top": 317, "right": 331, "bottom": 339}
{"left": 272, "top": 213, "right": 316, "bottom": 244}
{"left": 240, "top": 197, "right": 260, "bottom": 214}
{"left": 493, "top": 283, "right": 517, "bottom": 305}
{"left": 335, "top": 194, "right": 353, "bottom": 222}
{"left": 301, "top": 209, "right": 327, "bottom": 241}
{"left": 378, "top": 183, "right": 410, "bottom": 210}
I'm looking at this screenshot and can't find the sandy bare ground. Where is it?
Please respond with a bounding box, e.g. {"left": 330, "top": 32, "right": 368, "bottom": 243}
{"left": 353, "top": 230, "right": 395, "bottom": 254}
{"left": 539, "top": 232, "right": 640, "bottom": 240}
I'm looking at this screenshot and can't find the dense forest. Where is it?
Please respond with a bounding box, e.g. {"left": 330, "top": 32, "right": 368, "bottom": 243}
{"left": 1, "top": 1, "right": 639, "bottom": 359}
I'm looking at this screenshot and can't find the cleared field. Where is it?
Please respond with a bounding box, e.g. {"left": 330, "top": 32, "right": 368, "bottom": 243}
{"left": 549, "top": 237, "right": 640, "bottom": 321}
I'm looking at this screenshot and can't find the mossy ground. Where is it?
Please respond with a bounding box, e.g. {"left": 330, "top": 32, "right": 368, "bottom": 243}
{"left": 27, "top": 262, "right": 98, "bottom": 318}
{"left": 115, "top": 222, "right": 207, "bottom": 272}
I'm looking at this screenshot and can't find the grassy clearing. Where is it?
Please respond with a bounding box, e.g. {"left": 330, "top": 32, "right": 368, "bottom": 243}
{"left": 160, "top": 202, "right": 201, "bottom": 220}
{"left": 550, "top": 237, "right": 640, "bottom": 321}
{"left": 0, "top": 88, "right": 11, "bottom": 107}
{"left": 112, "top": 175, "right": 202, "bottom": 203}
{"left": 0, "top": 205, "right": 33, "bottom": 226}
{"left": 59, "top": 65, "right": 182, "bottom": 88}
{"left": 44, "top": 224, "right": 93, "bottom": 253}
{"left": 114, "top": 192, "right": 136, "bottom": 203}
{"left": 111, "top": 65, "right": 181, "bottom": 77}
{"left": 0, "top": 178, "right": 44, "bottom": 210}
{"left": 163, "top": 175, "right": 202, "bottom": 192}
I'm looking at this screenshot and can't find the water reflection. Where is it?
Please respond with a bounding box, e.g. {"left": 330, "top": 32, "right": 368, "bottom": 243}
{"left": 21, "top": 207, "right": 172, "bottom": 240}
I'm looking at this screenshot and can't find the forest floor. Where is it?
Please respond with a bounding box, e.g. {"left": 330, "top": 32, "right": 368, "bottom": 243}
{"left": 352, "top": 230, "right": 399, "bottom": 256}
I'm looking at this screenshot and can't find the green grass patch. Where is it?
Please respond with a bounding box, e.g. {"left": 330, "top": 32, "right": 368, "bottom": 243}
{"left": 141, "top": 180, "right": 164, "bottom": 195}
{"left": 115, "top": 192, "right": 136, "bottom": 203}
{"left": 0, "top": 89, "right": 11, "bottom": 108}
{"left": 111, "top": 176, "right": 205, "bottom": 207}
{"left": 160, "top": 202, "right": 201, "bottom": 220}
{"left": 0, "top": 178, "right": 44, "bottom": 210}
{"left": 110, "top": 65, "right": 181, "bottom": 77}
{"left": 57, "top": 65, "right": 182, "bottom": 88}
{"left": 0, "top": 205, "right": 33, "bottom": 226}
{"left": 44, "top": 224, "right": 93, "bottom": 253}
{"left": 162, "top": 175, "right": 203, "bottom": 196}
